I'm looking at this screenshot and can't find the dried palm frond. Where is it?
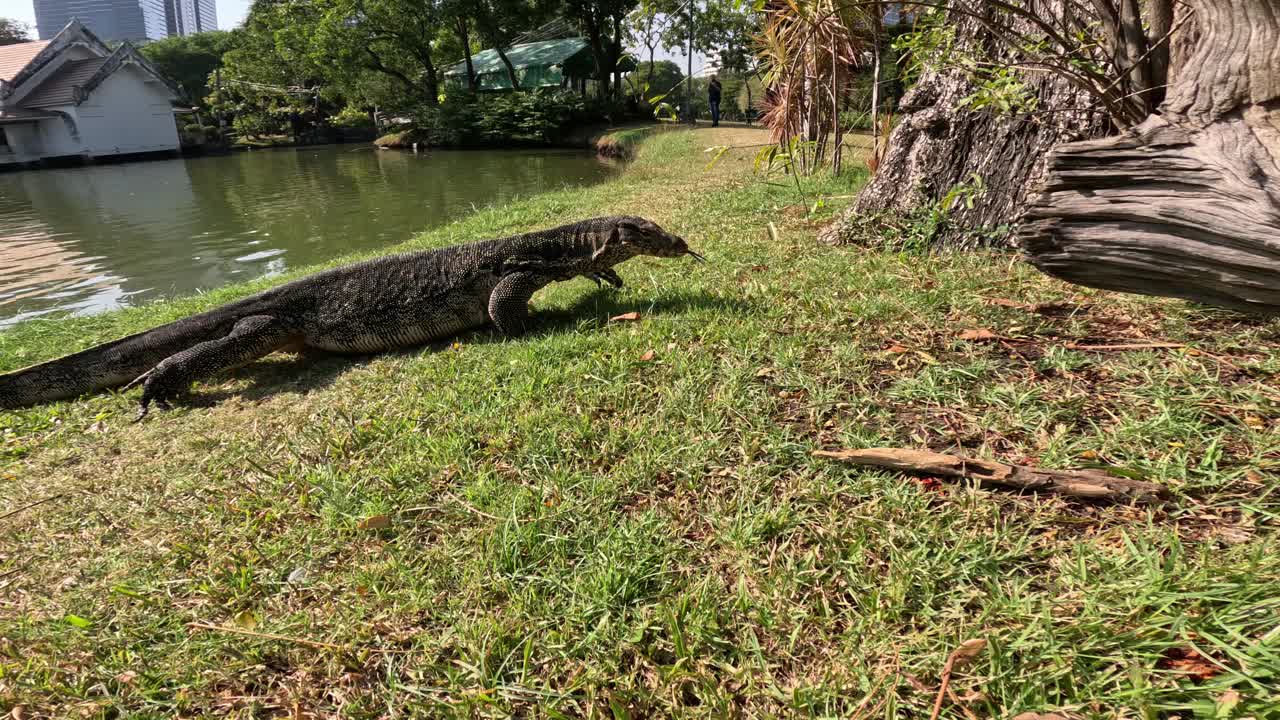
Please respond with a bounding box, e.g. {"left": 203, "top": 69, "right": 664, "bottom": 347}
{"left": 756, "top": 0, "right": 874, "bottom": 174}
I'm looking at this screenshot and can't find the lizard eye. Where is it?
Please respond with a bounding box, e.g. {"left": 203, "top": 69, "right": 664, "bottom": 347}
{"left": 616, "top": 220, "right": 642, "bottom": 242}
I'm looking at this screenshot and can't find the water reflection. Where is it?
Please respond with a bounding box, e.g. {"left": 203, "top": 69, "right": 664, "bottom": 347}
{"left": 0, "top": 146, "right": 618, "bottom": 327}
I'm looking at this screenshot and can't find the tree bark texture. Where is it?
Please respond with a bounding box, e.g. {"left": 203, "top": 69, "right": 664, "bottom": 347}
{"left": 1020, "top": 0, "right": 1280, "bottom": 314}
{"left": 822, "top": 0, "right": 1110, "bottom": 248}
{"left": 456, "top": 18, "right": 478, "bottom": 92}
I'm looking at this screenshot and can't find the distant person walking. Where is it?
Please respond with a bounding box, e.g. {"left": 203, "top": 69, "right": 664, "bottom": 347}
{"left": 708, "top": 75, "right": 722, "bottom": 127}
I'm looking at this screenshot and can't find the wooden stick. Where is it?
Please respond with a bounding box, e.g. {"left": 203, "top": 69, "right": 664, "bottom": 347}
{"left": 1064, "top": 342, "right": 1185, "bottom": 351}
{"left": 929, "top": 639, "right": 987, "bottom": 720}
{"left": 0, "top": 494, "right": 66, "bottom": 522}
{"left": 814, "top": 448, "right": 1170, "bottom": 505}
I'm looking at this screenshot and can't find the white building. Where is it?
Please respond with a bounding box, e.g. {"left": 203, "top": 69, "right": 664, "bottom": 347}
{"left": 0, "top": 19, "right": 183, "bottom": 167}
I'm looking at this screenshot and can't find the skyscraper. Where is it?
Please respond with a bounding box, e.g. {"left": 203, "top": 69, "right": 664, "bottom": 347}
{"left": 33, "top": 0, "right": 217, "bottom": 41}
{"left": 165, "top": 0, "right": 217, "bottom": 36}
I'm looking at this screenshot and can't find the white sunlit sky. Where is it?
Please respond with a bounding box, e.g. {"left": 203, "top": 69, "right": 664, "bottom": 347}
{"left": 0, "top": 0, "right": 706, "bottom": 73}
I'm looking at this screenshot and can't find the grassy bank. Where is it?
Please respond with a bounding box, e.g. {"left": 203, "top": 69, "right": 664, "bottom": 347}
{"left": 2, "top": 128, "right": 1278, "bottom": 718}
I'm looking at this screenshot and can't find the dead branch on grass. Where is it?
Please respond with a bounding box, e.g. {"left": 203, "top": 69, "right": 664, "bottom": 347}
{"left": 815, "top": 447, "right": 1170, "bottom": 504}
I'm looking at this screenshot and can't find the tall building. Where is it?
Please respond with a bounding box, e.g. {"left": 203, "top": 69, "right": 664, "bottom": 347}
{"left": 32, "top": 0, "right": 216, "bottom": 41}
{"left": 166, "top": 0, "right": 217, "bottom": 36}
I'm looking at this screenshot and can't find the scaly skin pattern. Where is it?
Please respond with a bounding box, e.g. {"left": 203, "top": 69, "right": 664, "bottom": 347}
{"left": 0, "top": 216, "right": 703, "bottom": 417}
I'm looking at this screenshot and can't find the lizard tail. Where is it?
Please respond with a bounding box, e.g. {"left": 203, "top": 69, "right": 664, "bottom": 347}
{"left": 0, "top": 310, "right": 241, "bottom": 410}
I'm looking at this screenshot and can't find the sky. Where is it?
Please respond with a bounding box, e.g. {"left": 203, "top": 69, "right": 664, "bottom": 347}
{"left": 0, "top": 0, "right": 705, "bottom": 72}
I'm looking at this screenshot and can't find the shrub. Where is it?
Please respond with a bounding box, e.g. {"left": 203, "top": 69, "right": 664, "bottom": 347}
{"left": 411, "top": 89, "right": 592, "bottom": 147}
{"left": 329, "top": 105, "right": 374, "bottom": 129}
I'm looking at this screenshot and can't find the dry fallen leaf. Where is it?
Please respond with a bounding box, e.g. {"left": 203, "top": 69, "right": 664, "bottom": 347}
{"left": 357, "top": 514, "right": 392, "bottom": 530}
{"left": 85, "top": 420, "right": 110, "bottom": 434}
{"left": 232, "top": 610, "right": 258, "bottom": 630}
{"left": 639, "top": 350, "right": 656, "bottom": 362}
{"left": 1032, "top": 301, "right": 1080, "bottom": 315}
{"left": 1216, "top": 689, "right": 1241, "bottom": 715}
{"left": 903, "top": 673, "right": 933, "bottom": 694}
{"left": 1158, "top": 647, "right": 1222, "bottom": 682}
{"left": 115, "top": 671, "right": 138, "bottom": 684}
{"left": 886, "top": 344, "right": 909, "bottom": 354}
{"left": 1213, "top": 525, "right": 1253, "bottom": 545}
{"left": 952, "top": 638, "right": 987, "bottom": 663}
{"left": 609, "top": 312, "right": 641, "bottom": 323}
{"left": 958, "top": 328, "right": 999, "bottom": 342}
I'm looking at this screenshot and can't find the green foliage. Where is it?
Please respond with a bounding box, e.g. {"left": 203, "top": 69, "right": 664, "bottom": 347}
{"left": 733, "top": 74, "right": 762, "bottom": 117}
{"left": 832, "top": 173, "right": 1008, "bottom": 251}
{"left": 957, "top": 64, "right": 1040, "bottom": 114}
{"left": 626, "top": 60, "right": 685, "bottom": 117}
{"left": 894, "top": 7, "right": 1038, "bottom": 116}
{"left": 893, "top": 8, "right": 956, "bottom": 87}
{"left": 561, "top": 0, "right": 640, "bottom": 94}
{"left": 413, "top": 89, "right": 588, "bottom": 147}
{"left": 0, "top": 17, "right": 32, "bottom": 46}
{"left": 139, "top": 30, "right": 242, "bottom": 107}
{"left": 178, "top": 122, "right": 221, "bottom": 145}
{"left": 329, "top": 105, "right": 374, "bottom": 129}
{"left": 625, "top": 60, "right": 684, "bottom": 99}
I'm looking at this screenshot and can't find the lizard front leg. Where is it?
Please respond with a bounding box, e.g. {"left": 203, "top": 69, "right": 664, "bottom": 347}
{"left": 488, "top": 271, "right": 549, "bottom": 336}
{"left": 592, "top": 268, "right": 624, "bottom": 289}
{"left": 130, "top": 315, "right": 299, "bottom": 420}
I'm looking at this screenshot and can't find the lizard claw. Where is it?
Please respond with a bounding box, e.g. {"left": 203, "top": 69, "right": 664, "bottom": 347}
{"left": 132, "top": 397, "right": 170, "bottom": 423}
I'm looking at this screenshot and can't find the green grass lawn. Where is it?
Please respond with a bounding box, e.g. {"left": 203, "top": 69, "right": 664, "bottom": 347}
{"left": 1, "top": 128, "right": 1278, "bottom": 719}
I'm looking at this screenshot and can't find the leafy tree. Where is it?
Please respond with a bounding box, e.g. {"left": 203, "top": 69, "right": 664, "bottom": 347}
{"left": 209, "top": 1, "right": 332, "bottom": 139}
{"left": 562, "top": 0, "right": 639, "bottom": 97}
{"left": 468, "top": 0, "right": 559, "bottom": 90}
{"left": 313, "top": 0, "right": 448, "bottom": 106}
{"left": 647, "top": 0, "right": 756, "bottom": 117}
{"left": 441, "top": 0, "right": 479, "bottom": 91}
{"left": 139, "top": 31, "right": 242, "bottom": 107}
{"left": 0, "top": 18, "right": 31, "bottom": 45}
{"left": 625, "top": 2, "right": 662, "bottom": 88}
{"left": 624, "top": 59, "right": 681, "bottom": 96}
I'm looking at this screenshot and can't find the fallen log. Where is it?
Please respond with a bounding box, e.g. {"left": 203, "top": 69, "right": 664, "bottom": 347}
{"left": 1020, "top": 0, "right": 1280, "bottom": 315}
{"left": 814, "top": 448, "right": 1170, "bottom": 505}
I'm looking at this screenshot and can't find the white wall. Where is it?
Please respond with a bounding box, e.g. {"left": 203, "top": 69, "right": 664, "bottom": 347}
{"left": 75, "top": 63, "right": 179, "bottom": 157}
{"left": 0, "top": 122, "right": 46, "bottom": 164}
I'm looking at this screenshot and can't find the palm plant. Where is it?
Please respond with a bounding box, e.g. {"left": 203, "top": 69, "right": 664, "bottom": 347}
{"left": 756, "top": 0, "right": 874, "bottom": 174}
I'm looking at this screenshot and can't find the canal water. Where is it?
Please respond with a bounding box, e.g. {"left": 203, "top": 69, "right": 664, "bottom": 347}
{"left": 0, "top": 145, "right": 620, "bottom": 328}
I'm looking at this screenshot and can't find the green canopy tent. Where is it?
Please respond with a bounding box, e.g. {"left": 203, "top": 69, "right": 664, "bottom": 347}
{"left": 444, "top": 38, "right": 637, "bottom": 92}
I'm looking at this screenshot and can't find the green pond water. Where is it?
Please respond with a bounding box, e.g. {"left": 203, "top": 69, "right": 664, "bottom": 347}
{"left": 0, "top": 145, "right": 620, "bottom": 328}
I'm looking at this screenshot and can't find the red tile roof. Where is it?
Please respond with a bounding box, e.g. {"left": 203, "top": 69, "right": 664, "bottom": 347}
{"left": 0, "top": 40, "right": 51, "bottom": 82}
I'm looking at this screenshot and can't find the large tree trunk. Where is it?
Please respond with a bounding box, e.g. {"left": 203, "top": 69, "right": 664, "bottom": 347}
{"left": 821, "top": 1, "right": 1110, "bottom": 247}
{"left": 494, "top": 46, "right": 521, "bottom": 91}
{"left": 456, "top": 18, "right": 478, "bottom": 92}
{"left": 1020, "top": 0, "right": 1280, "bottom": 314}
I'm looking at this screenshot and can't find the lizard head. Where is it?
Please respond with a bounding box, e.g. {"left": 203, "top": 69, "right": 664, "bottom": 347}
{"left": 612, "top": 217, "right": 706, "bottom": 262}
